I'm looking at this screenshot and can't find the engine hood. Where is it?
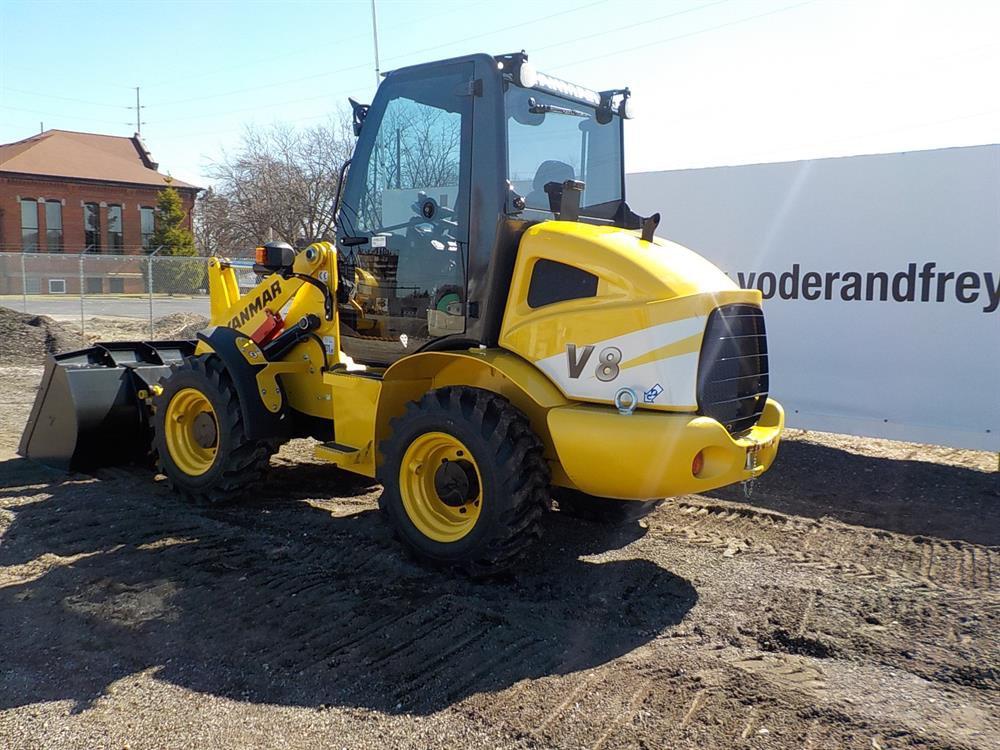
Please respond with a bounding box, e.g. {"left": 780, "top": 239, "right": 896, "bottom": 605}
{"left": 499, "top": 220, "right": 763, "bottom": 411}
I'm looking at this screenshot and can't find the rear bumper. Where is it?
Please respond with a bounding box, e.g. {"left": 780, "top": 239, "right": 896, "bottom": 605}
{"left": 547, "top": 398, "right": 783, "bottom": 500}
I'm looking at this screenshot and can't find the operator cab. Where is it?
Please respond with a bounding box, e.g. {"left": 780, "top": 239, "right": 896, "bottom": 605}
{"left": 336, "top": 51, "right": 636, "bottom": 368}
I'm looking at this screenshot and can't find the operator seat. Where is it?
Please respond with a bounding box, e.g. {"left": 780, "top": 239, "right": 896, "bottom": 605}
{"left": 525, "top": 160, "right": 575, "bottom": 210}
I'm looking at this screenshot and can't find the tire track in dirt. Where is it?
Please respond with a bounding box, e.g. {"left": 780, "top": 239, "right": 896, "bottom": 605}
{"left": 468, "top": 638, "right": 995, "bottom": 750}
{"left": 1, "top": 464, "right": 699, "bottom": 719}
{"left": 651, "top": 497, "right": 999, "bottom": 599}
{"left": 3, "top": 454, "right": 997, "bottom": 748}
{"left": 644, "top": 498, "right": 999, "bottom": 699}
{"left": 729, "top": 653, "right": 826, "bottom": 692}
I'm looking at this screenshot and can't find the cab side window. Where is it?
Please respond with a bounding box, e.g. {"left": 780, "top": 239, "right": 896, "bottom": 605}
{"left": 339, "top": 64, "right": 472, "bottom": 366}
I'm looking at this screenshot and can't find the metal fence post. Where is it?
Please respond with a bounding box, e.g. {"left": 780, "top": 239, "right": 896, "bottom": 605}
{"left": 20, "top": 252, "right": 27, "bottom": 313}
{"left": 148, "top": 253, "right": 155, "bottom": 340}
{"left": 78, "top": 252, "right": 85, "bottom": 336}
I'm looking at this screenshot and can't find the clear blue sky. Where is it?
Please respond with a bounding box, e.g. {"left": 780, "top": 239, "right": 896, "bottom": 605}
{"left": 1, "top": 0, "right": 998, "bottom": 186}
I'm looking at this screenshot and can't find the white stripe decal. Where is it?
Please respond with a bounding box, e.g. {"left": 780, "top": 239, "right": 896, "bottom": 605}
{"left": 535, "top": 315, "right": 706, "bottom": 407}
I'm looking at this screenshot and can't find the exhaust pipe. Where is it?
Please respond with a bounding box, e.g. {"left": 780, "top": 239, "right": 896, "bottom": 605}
{"left": 19, "top": 341, "right": 196, "bottom": 472}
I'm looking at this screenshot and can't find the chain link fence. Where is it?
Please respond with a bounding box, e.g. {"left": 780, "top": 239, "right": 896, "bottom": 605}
{"left": 0, "top": 252, "right": 258, "bottom": 339}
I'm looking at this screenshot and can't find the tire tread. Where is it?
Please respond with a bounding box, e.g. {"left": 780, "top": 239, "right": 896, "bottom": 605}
{"left": 152, "top": 353, "right": 276, "bottom": 504}
{"left": 379, "top": 386, "right": 549, "bottom": 576}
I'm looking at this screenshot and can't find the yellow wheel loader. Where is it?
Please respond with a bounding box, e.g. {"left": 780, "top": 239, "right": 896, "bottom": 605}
{"left": 19, "top": 52, "right": 784, "bottom": 574}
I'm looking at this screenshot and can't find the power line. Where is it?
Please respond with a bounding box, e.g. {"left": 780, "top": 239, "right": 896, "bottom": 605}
{"left": 0, "top": 86, "right": 129, "bottom": 109}
{"left": 651, "top": 39, "right": 1000, "bottom": 130}
{"left": 148, "top": 0, "right": 610, "bottom": 110}
{"left": 0, "top": 61, "right": 135, "bottom": 90}
{"left": 140, "top": 1, "right": 490, "bottom": 90}
{"left": 131, "top": 0, "right": 814, "bottom": 131}
{"left": 745, "top": 105, "right": 1000, "bottom": 164}
{"left": 379, "top": 0, "right": 612, "bottom": 67}
{"left": 533, "top": 0, "right": 736, "bottom": 54}
{"left": 152, "top": 108, "right": 347, "bottom": 143}
{"left": 3, "top": 0, "right": 623, "bottom": 126}
{"left": 154, "top": 83, "right": 362, "bottom": 125}
{"left": 548, "top": 0, "right": 819, "bottom": 72}
{"left": 2, "top": 0, "right": 816, "bottom": 135}
{"left": 0, "top": 104, "right": 127, "bottom": 126}
{"left": 147, "top": 61, "right": 373, "bottom": 109}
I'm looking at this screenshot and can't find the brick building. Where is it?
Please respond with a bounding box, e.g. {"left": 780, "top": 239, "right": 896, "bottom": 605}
{"left": 0, "top": 129, "right": 199, "bottom": 294}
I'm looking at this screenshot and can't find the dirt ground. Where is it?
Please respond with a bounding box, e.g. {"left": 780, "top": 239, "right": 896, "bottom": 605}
{"left": 0, "top": 360, "right": 997, "bottom": 750}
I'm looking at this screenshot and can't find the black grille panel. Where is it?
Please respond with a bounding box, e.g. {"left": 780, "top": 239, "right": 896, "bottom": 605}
{"left": 697, "top": 305, "right": 769, "bottom": 434}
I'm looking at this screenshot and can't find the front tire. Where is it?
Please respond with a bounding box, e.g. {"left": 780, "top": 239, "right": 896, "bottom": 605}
{"left": 378, "top": 387, "right": 549, "bottom": 575}
{"left": 152, "top": 354, "right": 275, "bottom": 503}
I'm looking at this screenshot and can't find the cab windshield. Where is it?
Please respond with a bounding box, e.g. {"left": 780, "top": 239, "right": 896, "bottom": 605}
{"left": 505, "top": 85, "right": 624, "bottom": 219}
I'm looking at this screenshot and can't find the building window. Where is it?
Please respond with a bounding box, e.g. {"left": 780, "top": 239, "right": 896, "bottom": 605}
{"left": 45, "top": 201, "right": 63, "bottom": 252}
{"left": 83, "top": 203, "right": 101, "bottom": 251}
{"left": 21, "top": 199, "right": 39, "bottom": 252}
{"left": 107, "top": 204, "right": 123, "bottom": 251}
{"left": 48, "top": 279, "right": 66, "bottom": 294}
{"left": 140, "top": 206, "right": 155, "bottom": 249}
{"left": 109, "top": 277, "right": 125, "bottom": 293}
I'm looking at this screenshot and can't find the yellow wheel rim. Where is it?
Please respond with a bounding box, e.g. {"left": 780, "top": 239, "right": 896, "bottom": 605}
{"left": 399, "top": 431, "right": 483, "bottom": 543}
{"left": 164, "top": 387, "right": 219, "bottom": 477}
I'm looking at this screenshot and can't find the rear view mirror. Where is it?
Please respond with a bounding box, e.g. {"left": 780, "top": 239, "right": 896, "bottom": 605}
{"left": 349, "top": 98, "right": 369, "bottom": 136}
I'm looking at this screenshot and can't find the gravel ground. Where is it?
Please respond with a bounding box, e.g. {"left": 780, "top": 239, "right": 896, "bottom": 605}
{"left": 0, "top": 358, "right": 997, "bottom": 749}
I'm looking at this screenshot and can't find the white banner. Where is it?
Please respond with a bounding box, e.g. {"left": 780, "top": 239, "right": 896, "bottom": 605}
{"left": 627, "top": 144, "right": 999, "bottom": 451}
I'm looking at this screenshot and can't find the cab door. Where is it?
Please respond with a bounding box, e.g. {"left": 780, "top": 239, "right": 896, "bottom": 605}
{"left": 337, "top": 61, "right": 474, "bottom": 367}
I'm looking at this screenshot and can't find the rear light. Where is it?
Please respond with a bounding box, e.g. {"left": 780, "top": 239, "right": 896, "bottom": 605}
{"left": 692, "top": 450, "right": 705, "bottom": 477}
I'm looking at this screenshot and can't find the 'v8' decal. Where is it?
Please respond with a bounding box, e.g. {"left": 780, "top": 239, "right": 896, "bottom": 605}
{"left": 566, "top": 344, "right": 622, "bottom": 381}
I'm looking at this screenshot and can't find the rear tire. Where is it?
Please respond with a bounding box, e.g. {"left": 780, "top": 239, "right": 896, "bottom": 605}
{"left": 554, "top": 488, "right": 662, "bottom": 524}
{"left": 378, "top": 387, "right": 549, "bottom": 576}
{"left": 152, "top": 354, "right": 275, "bottom": 503}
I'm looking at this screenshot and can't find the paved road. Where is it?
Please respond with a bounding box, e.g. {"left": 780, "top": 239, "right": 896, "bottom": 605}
{"left": 0, "top": 294, "right": 209, "bottom": 321}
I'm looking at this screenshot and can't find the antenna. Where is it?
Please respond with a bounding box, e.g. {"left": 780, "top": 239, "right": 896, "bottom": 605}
{"left": 127, "top": 86, "right": 147, "bottom": 134}
{"left": 370, "top": 0, "right": 381, "bottom": 88}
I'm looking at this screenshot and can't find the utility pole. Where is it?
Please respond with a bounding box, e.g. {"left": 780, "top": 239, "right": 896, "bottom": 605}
{"left": 128, "top": 86, "right": 146, "bottom": 134}
{"left": 371, "top": 0, "right": 381, "bottom": 88}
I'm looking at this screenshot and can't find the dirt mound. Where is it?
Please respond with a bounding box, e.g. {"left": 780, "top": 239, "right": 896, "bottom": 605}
{"left": 63, "top": 313, "right": 211, "bottom": 343}
{"left": 154, "top": 312, "right": 209, "bottom": 339}
{"left": 0, "top": 306, "right": 89, "bottom": 364}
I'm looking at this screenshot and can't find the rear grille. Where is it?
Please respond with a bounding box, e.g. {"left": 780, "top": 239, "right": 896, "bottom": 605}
{"left": 697, "top": 304, "right": 769, "bottom": 435}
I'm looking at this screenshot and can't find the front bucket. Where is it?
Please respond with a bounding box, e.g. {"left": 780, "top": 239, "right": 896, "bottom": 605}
{"left": 18, "top": 341, "right": 196, "bottom": 472}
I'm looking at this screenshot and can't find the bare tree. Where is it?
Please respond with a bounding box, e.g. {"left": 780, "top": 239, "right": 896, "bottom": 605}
{"left": 203, "top": 115, "right": 354, "bottom": 253}
{"left": 194, "top": 187, "right": 251, "bottom": 257}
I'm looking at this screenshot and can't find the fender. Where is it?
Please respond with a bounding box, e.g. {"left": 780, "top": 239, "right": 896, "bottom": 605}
{"left": 374, "top": 349, "right": 577, "bottom": 486}
{"left": 322, "top": 348, "right": 572, "bottom": 481}
{"left": 196, "top": 326, "right": 291, "bottom": 441}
